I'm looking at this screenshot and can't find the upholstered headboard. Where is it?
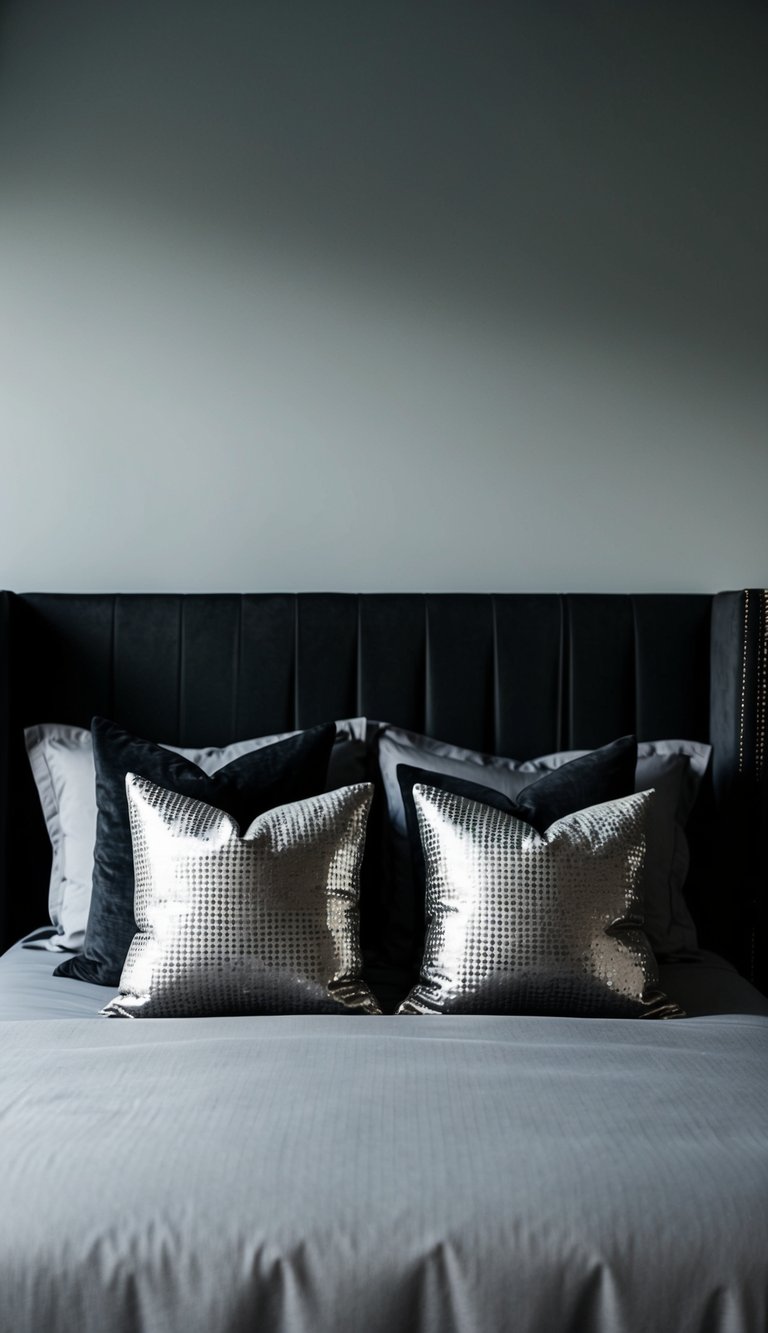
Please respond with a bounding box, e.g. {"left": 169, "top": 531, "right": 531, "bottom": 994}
{"left": 0, "top": 591, "right": 765, "bottom": 989}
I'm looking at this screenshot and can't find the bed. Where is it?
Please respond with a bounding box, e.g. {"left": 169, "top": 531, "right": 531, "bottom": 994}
{"left": 1, "top": 590, "right": 766, "bottom": 1333}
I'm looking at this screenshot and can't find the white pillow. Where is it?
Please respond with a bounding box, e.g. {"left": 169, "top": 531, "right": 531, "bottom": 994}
{"left": 24, "top": 718, "right": 368, "bottom": 953}
{"left": 25, "top": 725, "right": 96, "bottom": 953}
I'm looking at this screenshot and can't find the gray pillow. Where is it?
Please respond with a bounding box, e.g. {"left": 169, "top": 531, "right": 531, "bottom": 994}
{"left": 541, "top": 741, "right": 711, "bottom": 960}
{"left": 103, "top": 777, "right": 379, "bottom": 1018}
{"left": 24, "top": 719, "right": 368, "bottom": 953}
{"left": 398, "top": 784, "right": 683, "bottom": 1019}
{"left": 376, "top": 726, "right": 711, "bottom": 964}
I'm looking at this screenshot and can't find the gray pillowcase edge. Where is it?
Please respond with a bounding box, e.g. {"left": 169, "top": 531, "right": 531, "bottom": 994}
{"left": 374, "top": 724, "right": 711, "bottom": 959}
{"left": 24, "top": 718, "right": 369, "bottom": 950}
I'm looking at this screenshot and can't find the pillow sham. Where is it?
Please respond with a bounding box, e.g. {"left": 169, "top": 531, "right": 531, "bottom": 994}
{"left": 24, "top": 724, "right": 96, "bottom": 953}
{"left": 55, "top": 717, "right": 337, "bottom": 986}
{"left": 398, "top": 784, "right": 683, "bottom": 1019}
{"left": 25, "top": 718, "right": 367, "bottom": 953}
{"left": 103, "top": 777, "right": 379, "bottom": 1018}
{"left": 397, "top": 734, "right": 637, "bottom": 957}
{"left": 375, "top": 725, "right": 710, "bottom": 971}
{"left": 538, "top": 740, "right": 710, "bottom": 960}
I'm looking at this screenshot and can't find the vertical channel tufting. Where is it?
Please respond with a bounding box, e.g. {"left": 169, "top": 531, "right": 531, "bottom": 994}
{"left": 422, "top": 596, "right": 495, "bottom": 750}
{"left": 109, "top": 596, "right": 123, "bottom": 727}
{"left": 631, "top": 596, "right": 642, "bottom": 744}
{"left": 293, "top": 595, "right": 300, "bottom": 730}
{"left": 177, "top": 597, "right": 243, "bottom": 743}
{"left": 357, "top": 596, "right": 426, "bottom": 726}
{"left": 710, "top": 591, "right": 747, "bottom": 800}
{"left": 231, "top": 595, "right": 243, "bottom": 741}
{"left": 565, "top": 593, "right": 576, "bottom": 749}
{"left": 491, "top": 596, "right": 500, "bottom": 754}
{"left": 235, "top": 595, "right": 296, "bottom": 736}
{"left": 424, "top": 596, "right": 432, "bottom": 737}
{"left": 563, "top": 592, "right": 577, "bottom": 749}
{"left": 566, "top": 595, "right": 635, "bottom": 748}
{"left": 108, "top": 595, "right": 116, "bottom": 722}
{"left": 111, "top": 596, "right": 185, "bottom": 739}
{"left": 176, "top": 595, "right": 185, "bottom": 743}
{"left": 493, "top": 597, "right": 563, "bottom": 758}
{"left": 565, "top": 593, "right": 575, "bottom": 749}
{"left": 294, "top": 595, "right": 359, "bottom": 727}
{"left": 632, "top": 595, "right": 711, "bottom": 742}
{"left": 21, "top": 595, "right": 113, "bottom": 725}
{"left": 631, "top": 596, "right": 641, "bottom": 741}
{"left": 557, "top": 593, "right": 567, "bottom": 752}
{"left": 356, "top": 595, "right": 363, "bottom": 718}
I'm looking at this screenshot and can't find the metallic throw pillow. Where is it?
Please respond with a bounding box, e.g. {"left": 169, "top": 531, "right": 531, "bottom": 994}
{"left": 398, "top": 785, "right": 683, "bottom": 1019}
{"left": 103, "top": 777, "right": 380, "bottom": 1017}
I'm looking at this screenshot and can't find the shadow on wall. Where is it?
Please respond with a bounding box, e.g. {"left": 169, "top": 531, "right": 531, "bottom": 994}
{"left": 0, "top": 1, "right": 765, "bottom": 594}
{"left": 0, "top": 0, "right": 765, "bottom": 366}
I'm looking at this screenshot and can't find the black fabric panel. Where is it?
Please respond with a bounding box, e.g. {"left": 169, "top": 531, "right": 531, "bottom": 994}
{"left": 6, "top": 596, "right": 120, "bottom": 949}
{"left": 0, "top": 593, "right": 9, "bottom": 951}
{"left": 19, "top": 595, "right": 115, "bottom": 726}
{"left": 5, "top": 598, "right": 49, "bottom": 952}
{"left": 177, "top": 595, "right": 242, "bottom": 746}
{"left": 493, "top": 596, "right": 564, "bottom": 758}
{"left": 632, "top": 595, "right": 711, "bottom": 743}
{"left": 295, "top": 594, "right": 359, "bottom": 728}
{"left": 235, "top": 595, "right": 296, "bottom": 739}
{"left": 358, "top": 595, "right": 426, "bottom": 730}
{"left": 567, "top": 596, "right": 635, "bottom": 749}
{"left": 744, "top": 590, "right": 767, "bottom": 994}
{"left": 111, "top": 595, "right": 183, "bottom": 741}
{"left": 710, "top": 591, "right": 745, "bottom": 803}
{"left": 709, "top": 590, "right": 768, "bottom": 990}
{"left": 760, "top": 767, "right": 768, "bottom": 996}
{"left": 425, "top": 596, "right": 495, "bottom": 750}
{"left": 629, "top": 596, "right": 717, "bottom": 966}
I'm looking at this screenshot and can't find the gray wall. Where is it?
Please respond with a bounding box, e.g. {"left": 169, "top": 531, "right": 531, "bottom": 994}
{"left": 0, "top": 1, "right": 765, "bottom": 593}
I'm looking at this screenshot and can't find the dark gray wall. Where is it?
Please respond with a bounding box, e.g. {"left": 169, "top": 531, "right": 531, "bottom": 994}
{"left": 0, "top": 1, "right": 765, "bottom": 591}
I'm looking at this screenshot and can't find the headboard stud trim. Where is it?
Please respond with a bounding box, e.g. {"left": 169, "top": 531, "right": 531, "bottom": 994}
{"left": 756, "top": 590, "right": 767, "bottom": 781}
{"left": 739, "top": 590, "right": 749, "bottom": 776}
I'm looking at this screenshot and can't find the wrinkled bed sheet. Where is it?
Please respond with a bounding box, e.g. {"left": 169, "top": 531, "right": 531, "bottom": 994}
{"left": 1, "top": 997, "right": 766, "bottom": 1333}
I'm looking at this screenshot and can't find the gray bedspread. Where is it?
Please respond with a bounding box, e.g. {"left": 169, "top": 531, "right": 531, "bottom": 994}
{"left": 1, "top": 1007, "right": 767, "bottom": 1333}
{"left": 6, "top": 935, "right": 768, "bottom": 1020}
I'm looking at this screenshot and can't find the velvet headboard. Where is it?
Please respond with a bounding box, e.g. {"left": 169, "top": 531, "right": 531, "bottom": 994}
{"left": 0, "top": 591, "right": 765, "bottom": 990}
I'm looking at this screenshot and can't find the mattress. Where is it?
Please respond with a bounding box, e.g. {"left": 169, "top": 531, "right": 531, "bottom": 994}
{"left": 1, "top": 943, "right": 767, "bottom": 1333}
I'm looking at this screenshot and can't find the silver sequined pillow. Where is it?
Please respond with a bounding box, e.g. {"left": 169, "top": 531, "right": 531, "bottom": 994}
{"left": 103, "top": 776, "right": 380, "bottom": 1017}
{"left": 398, "top": 785, "right": 683, "bottom": 1019}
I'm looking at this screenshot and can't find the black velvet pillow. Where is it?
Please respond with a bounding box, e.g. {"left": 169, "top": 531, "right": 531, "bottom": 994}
{"left": 396, "top": 735, "right": 638, "bottom": 973}
{"left": 55, "top": 717, "right": 336, "bottom": 987}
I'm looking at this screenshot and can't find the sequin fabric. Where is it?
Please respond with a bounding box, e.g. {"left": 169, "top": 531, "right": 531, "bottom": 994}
{"left": 399, "top": 786, "right": 683, "bottom": 1018}
{"left": 103, "top": 777, "right": 380, "bottom": 1017}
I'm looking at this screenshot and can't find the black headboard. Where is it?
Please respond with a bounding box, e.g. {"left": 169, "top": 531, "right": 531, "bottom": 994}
{"left": 0, "top": 591, "right": 765, "bottom": 989}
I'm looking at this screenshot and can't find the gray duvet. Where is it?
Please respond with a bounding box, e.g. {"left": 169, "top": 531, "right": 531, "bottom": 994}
{"left": 1, "top": 1004, "right": 767, "bottom": 1333}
